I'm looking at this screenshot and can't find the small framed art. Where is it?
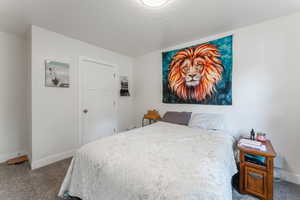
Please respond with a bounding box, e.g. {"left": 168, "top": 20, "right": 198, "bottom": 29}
{"left": 45, "top": 60, "right": 70, "bottom": 88}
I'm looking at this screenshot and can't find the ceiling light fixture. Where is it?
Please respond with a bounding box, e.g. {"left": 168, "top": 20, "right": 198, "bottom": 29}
{"left": 141, "top": 0, "right": 169, "bottom": 8}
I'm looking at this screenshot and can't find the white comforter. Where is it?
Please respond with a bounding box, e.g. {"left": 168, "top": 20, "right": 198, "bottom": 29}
{"left": 59, "top": 122, "right": 237, "bottom": 200}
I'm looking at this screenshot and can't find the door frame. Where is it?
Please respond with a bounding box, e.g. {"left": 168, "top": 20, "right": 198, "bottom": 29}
{"left": 78, "top": 56, "right": 119, "bottom": 147}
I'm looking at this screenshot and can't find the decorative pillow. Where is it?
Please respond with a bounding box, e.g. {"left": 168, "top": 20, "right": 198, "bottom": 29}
{"left": 161, "top": 111, "right": 192, "bottom": 126}
{"left": 188, "top": 113, "right": 225, "bottom": 130}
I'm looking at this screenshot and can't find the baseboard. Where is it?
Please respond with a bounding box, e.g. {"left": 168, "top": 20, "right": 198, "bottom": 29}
{"left": 0, "top": 151, "right": 26, "bottom": 163}
{"left": 31, "top": 149, "right": 75, "bottom": 170}
{"left": 281, "top": 170, "right": 300, "bottom": 185}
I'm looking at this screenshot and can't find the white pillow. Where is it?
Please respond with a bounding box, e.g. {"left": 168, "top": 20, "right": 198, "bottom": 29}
{"left": 188, "top": 113, "right": 225, "bottom": 131}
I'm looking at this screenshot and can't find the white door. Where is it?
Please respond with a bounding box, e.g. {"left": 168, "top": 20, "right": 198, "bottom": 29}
{"left": 80, "top": 59, "right": 117, "bottom": 145}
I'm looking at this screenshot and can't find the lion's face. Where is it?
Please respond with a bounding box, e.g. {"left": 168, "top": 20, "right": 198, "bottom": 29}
{"left": 168, "top": 44, "right": 223, "bottom": 101}
{"left": 180, "top": 58, "right": 203, "bottom": 87}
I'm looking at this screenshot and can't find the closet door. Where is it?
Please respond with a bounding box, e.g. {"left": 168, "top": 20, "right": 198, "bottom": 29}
{"left": 80, "top": 58, "right": 117, "bottom": 145}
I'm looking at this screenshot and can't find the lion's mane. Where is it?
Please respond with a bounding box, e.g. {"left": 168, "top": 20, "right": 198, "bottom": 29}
{"left": 168, "top": 44, "right": 223, "bottom": 101}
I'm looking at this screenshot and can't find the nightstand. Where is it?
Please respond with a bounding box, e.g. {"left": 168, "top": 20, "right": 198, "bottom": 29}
{"left": 142, "top": 110, "right": 161, "bottom": 127}
{"left": 238, "top": 140, "right": 276, "bottom": 200}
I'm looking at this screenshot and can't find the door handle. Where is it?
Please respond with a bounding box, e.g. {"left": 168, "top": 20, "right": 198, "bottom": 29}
{"left": 83, "top": 109, "right": 88, "bottom": 114}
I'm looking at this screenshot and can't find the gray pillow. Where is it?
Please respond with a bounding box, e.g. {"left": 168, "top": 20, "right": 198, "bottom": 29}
{"left": 161, "top": 111, "right": 192, "bottom": 126}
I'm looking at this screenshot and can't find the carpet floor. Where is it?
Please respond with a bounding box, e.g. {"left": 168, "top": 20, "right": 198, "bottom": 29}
{"left": 0, "top": 158, "right": 299, "bottom": 200}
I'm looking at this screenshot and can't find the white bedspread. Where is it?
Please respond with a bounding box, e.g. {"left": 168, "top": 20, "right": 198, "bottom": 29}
{"left": 59, "top": 122, "right": 237, "bottom": 200}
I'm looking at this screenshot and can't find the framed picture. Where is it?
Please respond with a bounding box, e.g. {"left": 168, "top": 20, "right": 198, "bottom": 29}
{"left": 120, "top": 76, "right": 130, "bottom": 96}
{"left": 162, "top": 35, "right": 233, "bottom": 105}
{"left": 45, "top": 60, "right": 70, "bottom": 88}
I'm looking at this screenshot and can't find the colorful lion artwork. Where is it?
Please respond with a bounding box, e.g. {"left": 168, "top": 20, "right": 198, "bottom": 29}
{"left": 162, "top": 35, "right": 233, "bottom": 105}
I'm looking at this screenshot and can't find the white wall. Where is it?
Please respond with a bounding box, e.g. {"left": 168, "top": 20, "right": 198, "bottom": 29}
{"left": 31, "top": 26, "right": 134, "bottom": 169}
{"left": 133, "top": 13, "right": 300, "bottom": 184}
{"left": 0, "top": 32, "right": 27, "bottom": 162}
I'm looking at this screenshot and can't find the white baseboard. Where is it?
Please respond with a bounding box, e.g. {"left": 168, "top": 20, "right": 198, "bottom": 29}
{"left": 31, "top": 149, "right": 75, "bottom": 170}
{"left": 281, "top": 170, "right": 300, "bottom": 185}
{"left": 0, "top": 151, "right": 26, "bottom": 163}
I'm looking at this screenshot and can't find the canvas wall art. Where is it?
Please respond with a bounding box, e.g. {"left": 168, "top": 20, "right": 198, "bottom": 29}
{"left": 45, "top": 60, "right": 70, "bottom": 88}
{"left": 162, "top": 35, "right": 233, "bottom": 105}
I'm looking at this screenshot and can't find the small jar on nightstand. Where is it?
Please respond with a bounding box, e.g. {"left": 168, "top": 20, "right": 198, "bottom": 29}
{"left": 238, "top": 139, "right": 276, "bottom": 200}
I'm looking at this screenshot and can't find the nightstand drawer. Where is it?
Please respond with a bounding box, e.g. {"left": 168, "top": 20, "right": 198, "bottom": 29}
{"left": 245, "top": 166, "right": 267, "bottom": 198}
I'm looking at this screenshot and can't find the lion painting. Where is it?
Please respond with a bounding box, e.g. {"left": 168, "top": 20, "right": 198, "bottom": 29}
{"left": 163, "top": 35, "right": 232, "bottom": 105}
{"left": 168, "top": 43, "right": 223, "bottom": 101}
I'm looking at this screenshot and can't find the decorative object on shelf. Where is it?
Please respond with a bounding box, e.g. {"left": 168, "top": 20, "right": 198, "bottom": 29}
{"left": 45, "top": 60, "right": 70, "bottom": 88}
{"left": 120, "top": 76, "right": 130, "bottom": 96}
{"left": 250, "top": 129, "right": 256, "bottom": 140}
{"left": 162, "top": 35, "right": 233, "bottom": 105}
{"left": 238, "top": 139, "right": 276, "bottom": 200}
{"left": 142, "top": 109, "right": 161, "bottom": 127}
{"left": 256, "top": 132, "right": 267, "bottom": 142}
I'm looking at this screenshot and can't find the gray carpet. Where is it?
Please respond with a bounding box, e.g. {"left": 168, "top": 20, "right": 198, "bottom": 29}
{"left": 0, "top": 158, "right": 299, "bottom": 200}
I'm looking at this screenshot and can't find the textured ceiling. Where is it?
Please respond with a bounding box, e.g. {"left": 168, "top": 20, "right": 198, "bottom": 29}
{"left": 0, "top": 0, "right": 299, "bottom": 56}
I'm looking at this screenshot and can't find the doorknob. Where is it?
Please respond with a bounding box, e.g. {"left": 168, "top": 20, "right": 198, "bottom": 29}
{"left": 83, "top": 109, "right": 88, "bottom": 114}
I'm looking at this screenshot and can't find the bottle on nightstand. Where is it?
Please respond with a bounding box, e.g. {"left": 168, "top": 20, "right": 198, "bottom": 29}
{"left": 250, "top": 129, "right": 256, "bottom": 140}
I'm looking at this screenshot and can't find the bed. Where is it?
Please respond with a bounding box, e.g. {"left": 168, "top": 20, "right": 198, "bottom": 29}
{"left": 59, "top": 121, "right": 237, "bottom": 200}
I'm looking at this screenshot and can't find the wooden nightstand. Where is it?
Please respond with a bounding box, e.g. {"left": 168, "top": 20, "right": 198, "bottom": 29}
{"left": 238, "top": 140, "right": 276, "bottom": 200}
{"left": 142, "top": 110, "right": 161, "bottom": 127}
